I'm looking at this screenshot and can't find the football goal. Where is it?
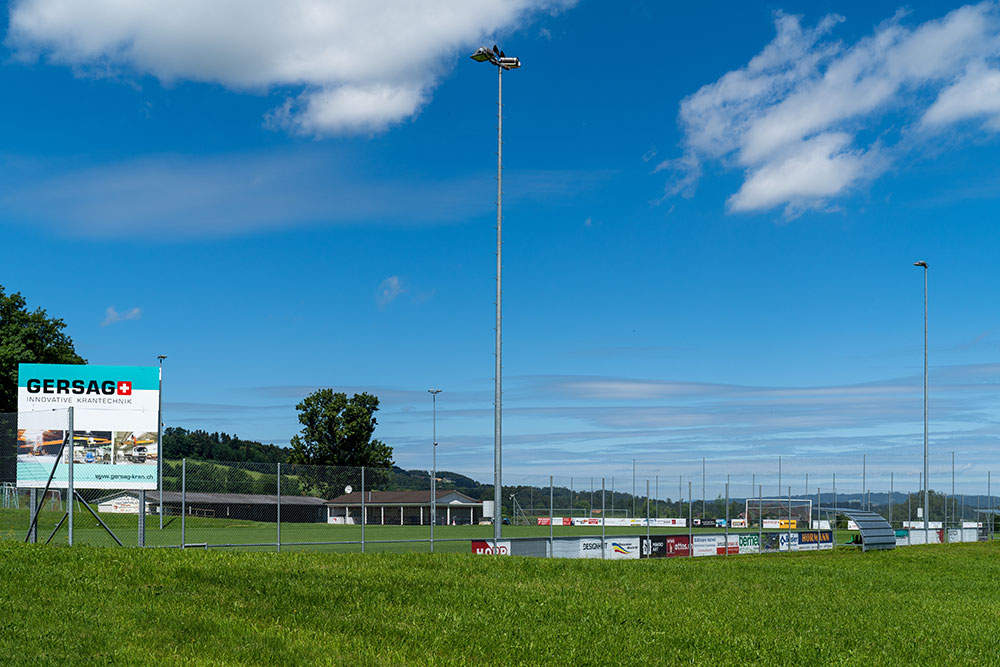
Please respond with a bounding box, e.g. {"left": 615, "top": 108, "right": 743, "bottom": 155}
{"left": 745, "top": 498, "right": 813, "bottom": 529}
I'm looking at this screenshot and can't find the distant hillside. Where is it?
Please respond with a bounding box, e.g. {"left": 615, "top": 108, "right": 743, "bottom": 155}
{"left": 162, "top": 427, "right": 289, "bottom": 464}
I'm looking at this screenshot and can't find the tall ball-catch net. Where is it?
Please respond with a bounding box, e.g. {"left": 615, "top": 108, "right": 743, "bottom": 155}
{"left": 744, "top": 498, "right": 813, "bottom": 528}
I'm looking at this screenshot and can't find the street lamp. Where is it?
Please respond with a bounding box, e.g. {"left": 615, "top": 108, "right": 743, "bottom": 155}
{"left": 471, "top": 44, "right": 521, "bottom": 541}
{"left": 428, "top": 389, "right": 442, "bottom": 551}
{"left": 157, "top": 355, "right": 167, "bottom": 529}
{"left": 914, "top": 261, "right": 929, "bottom": 531}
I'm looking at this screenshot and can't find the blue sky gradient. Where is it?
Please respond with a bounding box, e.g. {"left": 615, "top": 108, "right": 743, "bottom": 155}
{"left": 4, "top": 1, "right": 1000, "bottom": 495}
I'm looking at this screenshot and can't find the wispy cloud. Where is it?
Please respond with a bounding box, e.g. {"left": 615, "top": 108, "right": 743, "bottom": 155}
{"left": 664, "top": 3, "right": 1000, "bottom": 216}
{"left": 0, "top": 150, "right": 602, "bottom": 238}
{"left": 376, "top": 276, "right": 406, "bottom": 308}
{"left": 7, "top": 0, "right": 573, "bottom": 136}
{"left": 101, "top": 305, "right": 141, "bottom": 326}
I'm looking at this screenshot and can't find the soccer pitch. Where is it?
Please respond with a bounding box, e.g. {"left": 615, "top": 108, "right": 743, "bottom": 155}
{"left": 0, "top": 505, "right": 853, "bottom": 553}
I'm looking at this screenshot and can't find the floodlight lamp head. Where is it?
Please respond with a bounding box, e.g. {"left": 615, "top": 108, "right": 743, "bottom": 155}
{"left": 913, "top": 261, "right": 928, "bottom": 268}
{"left": 470, "top": 47, "right": 493, "bottom": 62}
{"left": 157, "top": 355, "right": 167, "bottom": 361}
{"left": 498, "top": 56, "right": 521, "bottom": 70}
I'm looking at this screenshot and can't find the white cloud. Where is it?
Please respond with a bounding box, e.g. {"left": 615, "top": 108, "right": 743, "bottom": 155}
{"left": 666, "top": 3, "right": 1000, "bottom": 215}
{"left": 923, "top": 63, "right": 1000, "bottom": 127}
{"left": 102, "top": 305, "right": 141, "bottom": 326}
{"left": 376, "top": 275, "right": 405, "bottom": 308}
{"left": 6, "top": 0, "right": 571, "bottom": 135}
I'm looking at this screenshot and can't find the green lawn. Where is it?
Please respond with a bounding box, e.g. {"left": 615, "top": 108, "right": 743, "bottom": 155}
{"left": 0, "top": 540, "right": 998, "bottom": 664}
{"left": 0, "top": 505, "right": 856, "bottom": 553}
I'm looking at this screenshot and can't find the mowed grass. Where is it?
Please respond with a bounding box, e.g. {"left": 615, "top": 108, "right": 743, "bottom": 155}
{"left": 1, "top": 540, "right": 998, "bottom": 665}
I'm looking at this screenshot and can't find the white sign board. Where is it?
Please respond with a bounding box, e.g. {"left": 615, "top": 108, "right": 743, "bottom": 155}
{"left": 17, "top": 364, "right": 159, "bottom": 490}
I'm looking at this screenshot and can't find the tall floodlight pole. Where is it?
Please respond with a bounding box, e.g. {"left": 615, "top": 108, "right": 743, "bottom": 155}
{"left": 914, "top": 261, "right": 929, "bottom": 530}
{"left": 428, "top": 389, "right": 442, "bottom": 550}
{"left": 471, "top": 45, "right": 521, "bottom": 540}
{"left": 157, "top": 355, "right": 166, "bottom": 529}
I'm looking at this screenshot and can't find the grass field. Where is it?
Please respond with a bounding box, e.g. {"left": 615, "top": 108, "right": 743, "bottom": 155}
{"left": 1, "top": 540, "right": 998, "bottom": 665}
{"left": 0, "top": 505, "right": 856, "bottom": 552}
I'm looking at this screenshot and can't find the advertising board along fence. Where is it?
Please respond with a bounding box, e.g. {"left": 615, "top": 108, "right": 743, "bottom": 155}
{"left": 471, "top": 531, "right": 836, "bottom": 560}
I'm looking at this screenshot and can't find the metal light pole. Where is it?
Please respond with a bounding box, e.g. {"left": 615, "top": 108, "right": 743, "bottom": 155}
{"left": 914, "top": 261, "right": 929, "bottom": 530}
{"left": 428, "top": 389, "right": 441, "bottom": 550}
{"left": 157, "top": 355, "right": 166, "bottom": 529}
{"left": 471, "top": 45, "right": 521, "bottom": 540}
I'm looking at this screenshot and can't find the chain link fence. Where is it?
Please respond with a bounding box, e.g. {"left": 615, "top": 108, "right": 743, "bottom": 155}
{"left": 3, "top": 410, "right": 999, "bottom": 553}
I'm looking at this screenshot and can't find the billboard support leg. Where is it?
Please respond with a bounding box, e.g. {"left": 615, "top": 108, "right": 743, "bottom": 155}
{"left": 74, "top": 491, "right": 123, "bottom": 546}
{"left": 67, "top": 407, "right": 74, "bottom": 546}
{"left": 24, "top": 417, "right": 71, "bottom": 544}
{"left": 45, "top": 512, "right": 68, "bottom": 545}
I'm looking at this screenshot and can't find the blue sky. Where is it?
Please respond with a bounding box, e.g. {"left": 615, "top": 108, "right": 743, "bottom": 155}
{"left": 4, "top": 1, "right": 1000, "bottom": 497}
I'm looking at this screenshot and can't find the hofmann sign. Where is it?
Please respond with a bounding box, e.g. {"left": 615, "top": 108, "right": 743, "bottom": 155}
{"left": 17, "top": 364, "right": 159, "bottom": 490}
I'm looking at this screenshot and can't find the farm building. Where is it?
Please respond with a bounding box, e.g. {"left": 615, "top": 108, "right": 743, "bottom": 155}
{"left": 325, "top": 490, "right": 484, "bottom": 525}
{"left": 96, "top": 490, "right": 328, "bottom": 523}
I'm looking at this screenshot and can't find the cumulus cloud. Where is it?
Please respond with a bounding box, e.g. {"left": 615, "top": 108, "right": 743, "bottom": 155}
{"left": 102, "top": 305, "right": 141, "bottom": 326}
{"left": 6, "top": 0, "right": 571, "bottom": 135}
{"left": 664, "top": 3, "right": 1000, "bottom": 216}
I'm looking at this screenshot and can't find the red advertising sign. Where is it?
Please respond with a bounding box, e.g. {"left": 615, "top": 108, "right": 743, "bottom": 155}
{"left": 471, "top": 540, "right": 510, "bottom": 555}
{"left": 663, "top": 535, "right": 690, "bottom": 557}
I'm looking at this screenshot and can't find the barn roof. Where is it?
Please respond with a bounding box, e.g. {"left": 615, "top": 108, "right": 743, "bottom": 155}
{"left": 99, "top": 490, "right": 327, "bottom": 507}
{"left": 326, "top": 490, "right": 480, "bottom": 505}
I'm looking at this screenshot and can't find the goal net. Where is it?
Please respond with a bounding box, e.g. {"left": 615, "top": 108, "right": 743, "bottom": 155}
{"left": 744, "top": 498, "right": 813, "bottom": 529}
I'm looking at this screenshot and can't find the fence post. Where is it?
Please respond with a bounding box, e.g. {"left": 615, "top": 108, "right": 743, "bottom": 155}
{"left": 725, "top": 481, "right": 729, "bottom": 556}
{"left": 276, "top": 462, "right": 281, "bottom": 553}
{"left": 361, "top": 467, "right": 365, "bottom": 554}
{"left": 757, "top": 483, "right": 762, "bottom": 554}
{"left": 29, "top": 488, "right": 37, "bottom": 544}
{"left": 646, "top": 479, "right": 650, "bottom": 546}
{"left": 67, "top": 406, "right": 74, "bottom": 546}
{"left": 832, "top": 473, "right": 837, "bottom": 550}
{"left": 138, "top": 490, "right": 145, "bottom": 547}
{"left": 548, "top": 475, "right": 553, "bottom": 558}
{"left": 787, "top": 486, "right": 792, "bottom": 553}
{"left": 181, "top": 458, "right": 186, "bottom": 550}
{"left": 601, "top": 477, "right": 605, "bottom": 559}
{"left": 688, "top": 482, "right": 692, "bottom": 547}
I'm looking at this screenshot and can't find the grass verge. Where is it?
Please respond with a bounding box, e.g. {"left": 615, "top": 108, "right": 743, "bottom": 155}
{"left": 1, "top": 540, "right": 998, "bottom": 665}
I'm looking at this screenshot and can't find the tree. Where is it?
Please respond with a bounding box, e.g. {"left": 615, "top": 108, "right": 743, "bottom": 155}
{"left": 0, "top": 285, "right": 86, "bottom": 413}
{"left": 287, "top": 390, "right": 393, "bottom": 469}
{"left": 0, "top": 286, "right": 85, "bottom": 476}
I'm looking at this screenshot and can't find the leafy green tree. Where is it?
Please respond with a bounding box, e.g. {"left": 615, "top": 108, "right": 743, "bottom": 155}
{"left": 287, "top": 390, "right": 393, "bottom": 496}
{"left": 0, "top": 285, "right": 86, "bottom": 413}
{"left": 287, "top": 390, "right": 393, "bottom": 468}
{"left": 0, "top": 286, "right": 85, "bottom": 477}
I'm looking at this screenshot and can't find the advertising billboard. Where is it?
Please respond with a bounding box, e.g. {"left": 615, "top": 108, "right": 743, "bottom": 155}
{"left": 605, "top": 537, "right": 641, "bottom": 560}
{"left": 17, "top": 364, "right": 159, "bottom": 490}
{"left": 738, "top": 534, "right": 760, "bottom": 554}
{"left": 662, "top": 535, "right": 690, "bottom": 557}
{"left": 471, "top": 540, "right": 511, "bottom": 555}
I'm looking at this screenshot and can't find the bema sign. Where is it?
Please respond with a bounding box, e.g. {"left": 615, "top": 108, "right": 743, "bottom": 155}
{"left": 17, "top": 364, "right": 159, "bottom": 490}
